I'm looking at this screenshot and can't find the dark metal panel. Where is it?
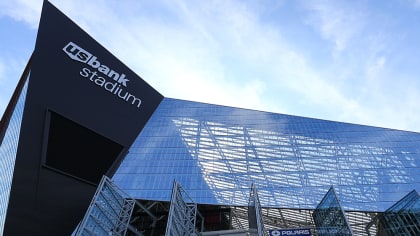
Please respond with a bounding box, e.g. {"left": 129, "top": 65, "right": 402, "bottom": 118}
{"left": 4, "top": 1, "right": 163, "bottom": 235}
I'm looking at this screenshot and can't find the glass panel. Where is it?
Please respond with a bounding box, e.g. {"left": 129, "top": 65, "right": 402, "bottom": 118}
{"left": 0, "top": 76, "right": 29, "bottom": 235}
{"left": 114, "top": 98, "right": 420, "bottom": 212}
{"left": 313, "top": 186, "right": 353, "bottom": 235}
{"left": 378, "top": 190, "right": 420, "bottom": 236}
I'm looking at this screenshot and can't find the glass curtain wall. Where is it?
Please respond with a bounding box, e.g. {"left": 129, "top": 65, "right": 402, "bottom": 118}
{"left": 313, "top": 186, "right": 353, "bottom": 235}
{"left": 114, "top": 98, "right": 420, "bottom": 212}
{"left": 378, "top": 190, "right": 420, "bottom": 236}
{"left": 0, "top": 76, "right": 29, "bottom": 235}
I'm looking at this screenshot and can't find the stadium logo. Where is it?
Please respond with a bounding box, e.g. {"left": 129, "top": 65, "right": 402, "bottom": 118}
{"left": 63, "top": 42, "right": 129, "bottom": 86}
{"left": 62, "top": 42, "right": 142, "bottom": 108}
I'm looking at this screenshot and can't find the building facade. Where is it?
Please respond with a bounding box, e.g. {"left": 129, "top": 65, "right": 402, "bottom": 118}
{"left": 1, "top": 1, "right": 419, "bottom": 235}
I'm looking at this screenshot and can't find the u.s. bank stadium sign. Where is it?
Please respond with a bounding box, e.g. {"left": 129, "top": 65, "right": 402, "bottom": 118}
{"left": 269, "top": 228, "right": 312, "bottom": 236}
{"left": 63, "top": 42, "right": 142, "bottom": 108}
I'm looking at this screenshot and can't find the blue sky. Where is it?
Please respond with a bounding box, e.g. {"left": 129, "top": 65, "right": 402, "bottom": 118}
{"left": 2, "top": 0, "right": 420, "bottom": 132}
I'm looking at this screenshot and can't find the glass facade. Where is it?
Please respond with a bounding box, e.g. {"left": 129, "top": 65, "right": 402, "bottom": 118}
{"left": 313, "top": 186, "right": 353, "bottom": 235}
{"left": 114, "top": 98, "right": 420, "bottom": 212}
{"left": 0, "top": 76, "right": 29, "bottom": 235}
{"left": 378, "top": 190, "right": 420, "bottom": 235}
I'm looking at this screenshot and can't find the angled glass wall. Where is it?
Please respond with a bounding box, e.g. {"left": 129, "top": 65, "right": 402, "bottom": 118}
{"left": 0, "top": 76, "right": 29, "bottom": 235}
{"left": 313, "top": 186, "right": 353, "bottom": 235}
{"left": 377, "top": 190, "right": 420, "bottom": 236}
{"left": 114, "top": 98, "right": 420, "bottom": 212}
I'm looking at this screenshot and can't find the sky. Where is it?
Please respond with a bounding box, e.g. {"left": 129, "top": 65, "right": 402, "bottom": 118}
{"left": 1, "top": 0, "right": 420, "bottom": 132}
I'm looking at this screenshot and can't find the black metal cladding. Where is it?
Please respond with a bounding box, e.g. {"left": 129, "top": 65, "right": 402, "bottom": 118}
{"left": 3, "top": 1, "right": 163, "bottom": 235}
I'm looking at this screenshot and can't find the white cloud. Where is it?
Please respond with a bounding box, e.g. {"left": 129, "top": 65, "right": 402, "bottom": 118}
{"left": 48, "top": 0, "right": 270, "bottom": 110}
{"left": 366, "top": 56, "right": 386, "bottom": 80}
{"left": 3, "top": 0, "right": 420, "bottom": 133}
{"left": 302, "top": 1, "right": 366, "bottom": 52}
{"left": 0, "top": 0, "right": 42, "bottom": 28}
{"left": 64, "top": 0, "right": 361, "bottom": 122}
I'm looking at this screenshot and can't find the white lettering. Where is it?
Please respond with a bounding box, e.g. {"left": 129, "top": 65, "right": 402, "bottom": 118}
{"left": 79, "top": 67, "right": 90, "bottom": 77}
{"left": 63, "top": 42, "right": 130, "bottom": 87}
{"left": 274, "top": 229, "right": 311, "bottom": 236}
{"left": 79, "top": 67, "right": 142, "bottom": 108}
{"left": 64, "top": 42, "right": 143, "bottom": 109}
{"left": 63, "top": 42, "right": 92, "bottom": 63}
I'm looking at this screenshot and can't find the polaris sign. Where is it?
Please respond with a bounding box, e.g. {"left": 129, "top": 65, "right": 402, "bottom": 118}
{"left": 63, "top": 42, "right": 142, "bottom": 108}
{"left": 269, "top": 229, "right": 311, "bottom": 236}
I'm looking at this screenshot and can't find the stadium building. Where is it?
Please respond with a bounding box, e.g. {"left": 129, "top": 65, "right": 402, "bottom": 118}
{"left": 1, "top": 1, "right": 419, "bottom": 235}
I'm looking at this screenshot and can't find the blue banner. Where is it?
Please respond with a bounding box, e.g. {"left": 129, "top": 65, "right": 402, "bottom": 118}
{"left": 269, "top": 229, "right": 311, "bottom": 236}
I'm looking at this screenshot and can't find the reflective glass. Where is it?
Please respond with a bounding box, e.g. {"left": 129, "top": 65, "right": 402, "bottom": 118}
{"left": 0, "top": 76, "right": 29, "bottom": 235}
{"left": 313, "top": 186, "right": 353, "bottom": 235}
{"left": 378, "top": 190, "right": 420, "bottom": 235}
{"left": 114, "top": 98, "right": 420, "bottom": 211}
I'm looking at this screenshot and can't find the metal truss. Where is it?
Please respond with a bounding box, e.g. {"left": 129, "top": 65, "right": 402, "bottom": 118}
{"left": 248, "top": 183, "right": 267, "bottom": 236}
{"left": 313, "top": 186, "right": 354, "bottom": 236}
{"left": 367, "top": 190, "right": 420, "bottom": 236}
{"left": 165, "top": 180, "right": 204, "bottom": 236}
{"left": 74, "top": 176, "right": 144, "bottom": 236}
